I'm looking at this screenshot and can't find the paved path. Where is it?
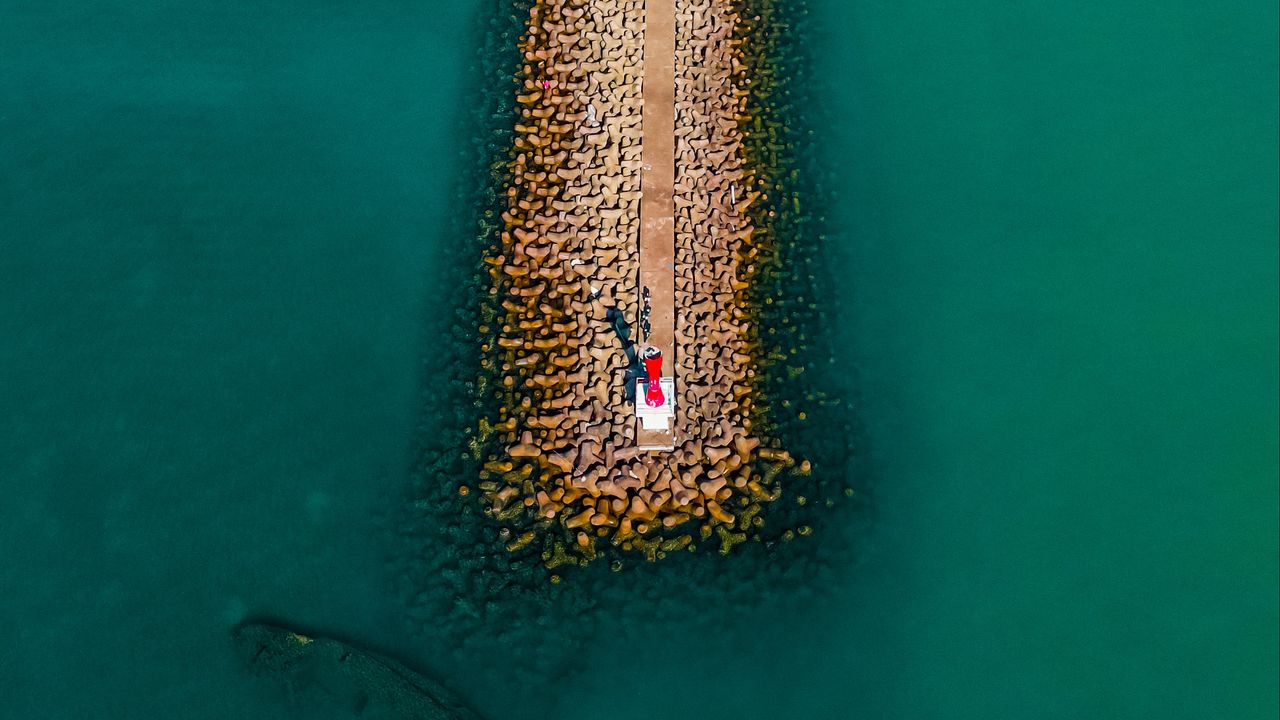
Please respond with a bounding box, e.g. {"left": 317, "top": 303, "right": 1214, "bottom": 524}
{"left": 636, "top": 0, "right": 677, "bottom": 450}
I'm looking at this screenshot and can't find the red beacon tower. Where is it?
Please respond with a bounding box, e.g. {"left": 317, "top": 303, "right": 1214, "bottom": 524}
{"left": 634, "top": 343, "right": 674, "bottom": 446}
{"left": 642, "top": 346, "right": 665, "bottom": 407}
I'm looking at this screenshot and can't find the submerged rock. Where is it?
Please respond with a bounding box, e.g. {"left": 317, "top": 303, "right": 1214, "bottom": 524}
{"left": 232, "top": 622, "right": 486, "bottom": 719}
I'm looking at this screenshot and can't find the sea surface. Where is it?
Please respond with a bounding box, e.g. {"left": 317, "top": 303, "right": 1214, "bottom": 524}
{"left": 1, "top": 1, "right": 1276, "bottom": 719}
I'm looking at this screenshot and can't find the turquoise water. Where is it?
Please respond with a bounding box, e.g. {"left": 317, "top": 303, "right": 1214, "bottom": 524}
{"left": 1, "top": 1, "right": 1275, "bottom": 719}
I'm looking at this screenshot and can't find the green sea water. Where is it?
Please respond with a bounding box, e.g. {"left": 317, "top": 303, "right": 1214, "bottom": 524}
{"left": 1, "top": 0, "right": 1275, "bottom": 719}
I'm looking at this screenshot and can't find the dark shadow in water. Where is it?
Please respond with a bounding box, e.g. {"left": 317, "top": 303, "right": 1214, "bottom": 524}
{"left": 231, "top": 615, "right": 485, "bottom": 719}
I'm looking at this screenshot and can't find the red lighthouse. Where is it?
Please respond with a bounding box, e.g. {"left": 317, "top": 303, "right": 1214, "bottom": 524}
{"left": 642, "top": 346, "right": 665, "bottom": 407}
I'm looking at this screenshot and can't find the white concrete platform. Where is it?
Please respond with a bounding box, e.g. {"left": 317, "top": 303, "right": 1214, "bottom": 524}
{"left": 635, "top": 378, "right": 675, "bottom": 450}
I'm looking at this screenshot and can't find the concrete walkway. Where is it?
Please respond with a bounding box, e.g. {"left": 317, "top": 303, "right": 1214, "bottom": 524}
{"left": 636, "top": 0, "right": 677, "bottom": 450}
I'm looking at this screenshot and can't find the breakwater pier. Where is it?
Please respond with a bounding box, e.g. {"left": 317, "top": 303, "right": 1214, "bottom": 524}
{"left": 460, "top": 0, "right": 820, "bottom": 566}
